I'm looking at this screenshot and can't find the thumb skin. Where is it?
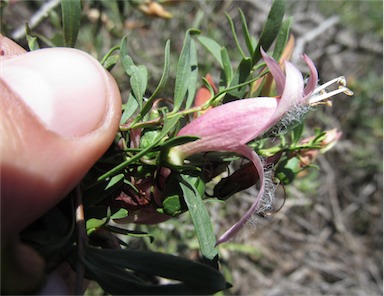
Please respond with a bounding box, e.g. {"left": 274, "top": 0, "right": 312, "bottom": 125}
{"left": 0, "top": 38, "right": 122, "bottom": 242}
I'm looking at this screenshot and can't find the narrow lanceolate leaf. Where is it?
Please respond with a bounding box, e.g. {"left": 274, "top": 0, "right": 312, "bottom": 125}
{"left": 137, "top": 65, "right": 148, "bottom": 97}
{"left": 145, "top": 40, "right": 171, "bottom": 114}
{"left": 61, "top": 0, "right": 81, "bottom": 47}
{"left": 226, "top": 57, "right": 252, "bottom": 100}
{"left": 272, "top": 17, "right": 293, "bottom": 60}
{"left": 157, "top": 113, "right": 182, "bottom": 140}
{"left": 197, "top": 35, "right": 223, "bottom": 68}
{"left": 180, "top": 174, "right": 218, "bottom": 260}
{"left": 25, "top": 23, "right": 40, "bottom": 51}
{"left": 251, "top": 0, "right": 285, "bottom": 66}
{"left": 291, "top": 121, "right": 304, "bottom": 145}
{"left": 225, "top": 12, "right": 246, "bottom": 59}
{"left": 100, "top": 45, "right": 121, "bottom": 70}
{"left": 120, "top": 93, "right": 139, "bottom": 125}
{"left": 221, "top": 47, "right": 233, "bottom": 86}
{"left": 173, "top": 29, "right": 200, "bottom": 112}
{"left": 120, "top": 36, "right": 135, "bottom": 75}
{"left": 185, "top": 38, "right": 198, "bottom": 109}
{"left": 120, "top": 36, "right": 148, "bottom": 109}
{"left": 238, "top": 8, "right": 254, "bottom": 56}
{"left": 102, "top": 54, "right": 119, "bottom": 71}
{"left": 129, "top": 65, "right": 146, "bottom": 108}
{"left": 84, "top": 246, "right": 227, "bottom": 295}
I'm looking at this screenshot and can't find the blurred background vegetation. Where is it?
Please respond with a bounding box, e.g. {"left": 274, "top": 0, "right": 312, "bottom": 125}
{"left": 1, "top": 0, "right": 382, "bottom": 294}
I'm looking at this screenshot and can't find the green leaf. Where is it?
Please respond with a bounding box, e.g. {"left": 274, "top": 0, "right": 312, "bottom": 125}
{"left": 140, "top": 129, "right": 161, "bottom": 149}
{"left": 291, "top": 121, "right": 304, "bottom": 145}
{"left": 173, "top": 29, "right": 200, "bottom": 112}
{"left": 129, "top": 65, "right": 146, "bottom": 108}
{"left": 110, "top": 209, "right": 129, "bottom": 219}
{"left": 138, "top": 65, "right": 148, "bottom": 95}
{"left": 238, "top": 9, "right": 254, "bottom": 56}
{"left": 86, "top": 217, "right": 107, "bottom": 232}
{"left": 83, "top": 258, "right": 150, "bottom": 295}
{"left": 251, "top": 0, "right": 286, "bottom": 65}
{"left": 105, "top": 173, "right": 124, "bottom": 190}
{"left": 143, "top": 40, "right": 171, "bottom": 117}
{"left": 120, "top": 93, "right": 139, "bottom": 125}
{"left": 185, "top": 38, "right": 198, "bottom": 109}
{"left": 155, "top": 113, "right": 182, "bottom": 141}
{"left": 220, "top": 47, "right": 233, "bottom": 87}
{"left": 225, "top": 12, "right": 246, "bottom": 59}
{"left": 87, "top": 208, "right": 111, "bottom": 233}
{"left": 25, "top": 26, "right": 40, "bottom": 51}
{"left": 84, "top": 246, "right": 227, "bottom": 295}
{"left": 102, "top": 54, "right": 119, "bottom": 71}
{"left": 179, "top": 174, "right": 218, "bottom": 260}
{"left": 275, "top": 156, "right": 299, "bottom": 185}
{"left": 173, "top": 33, "right": 191, "bottom": 112}
{"left": 201, "top": 76, "right": 215, "bottom": 96}
{"left": 197, "top": 35, "right": 223, "bottom": 68}
{"left": 272, "top": 17, "right": 293, "bottom": 60}
{"left": 61, "top": 0, "right": 81, "bottom": 47}
{"left": 162, "top": 194, "right": 183, "bottom": 216}
{"left": 120, "top": 37, "right": 135, "bottom": 75}
{"left": 100, "top": 45, "right": 120, "bottom": 64}
{"left": 120, "top": 37, "right": 148, "bottom": 109}
{"left": 100, "top": 45, "right": 121, "bottom": 70}
{"left": 226, "top": 57, "right": 252, "bottom": 99}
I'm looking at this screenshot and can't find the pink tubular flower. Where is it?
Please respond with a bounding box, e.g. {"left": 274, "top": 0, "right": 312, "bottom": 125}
{"left": 167, "top": 49, "right": 319, "bottom": 244}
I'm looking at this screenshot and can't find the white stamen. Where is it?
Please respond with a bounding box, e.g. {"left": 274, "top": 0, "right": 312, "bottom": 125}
{"left": 312, "top": 76, "right": 344, "bottom": 94}
{"left": 308, "top": 76, "right": 353, "bottom": 105}
{"left": 309, "top": 86, "right": 353, "bottom": 105}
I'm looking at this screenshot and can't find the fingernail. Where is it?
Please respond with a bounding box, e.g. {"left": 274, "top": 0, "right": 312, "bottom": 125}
{"left": 1, "top": 48, "right": 109, "bottom": 137}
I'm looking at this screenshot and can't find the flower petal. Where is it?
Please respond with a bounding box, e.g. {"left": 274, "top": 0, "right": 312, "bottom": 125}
{"left": 216, "top": 145, "right": 265, "bottom": 244}
{"left": 247, "top": 60, "right": 304, "bottom": 139}
{"left": 261, "top": 48, "right": 285, "bottom": 95}
{"left": 177, "top": 97, "right": 278, "bottom": 156}
{"left": 267, "top": 61, "right": 304, "bottom": 123}
{"left": 302, "top": 54, "right": 318, "bottom": 100}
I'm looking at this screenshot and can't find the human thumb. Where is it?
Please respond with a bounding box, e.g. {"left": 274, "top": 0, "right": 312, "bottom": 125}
{"left": 0, "top": 44, "right": 122, "bottom": 242}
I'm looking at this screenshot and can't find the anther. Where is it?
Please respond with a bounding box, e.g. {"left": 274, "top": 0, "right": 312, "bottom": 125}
{"left": 308, "top": 76, "right": 353, "bottom": 105}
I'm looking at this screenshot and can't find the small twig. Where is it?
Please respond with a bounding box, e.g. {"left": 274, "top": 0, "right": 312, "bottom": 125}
{"left": 292, "top": 15, "right": 340, "bottom": 61}
{"left": 75, "top": 184, "right": 87, "bottom": 295}
{"left": 11, "top": 0, "right": 61, "bottom": 40}
{"left": 318, "top": 156, "right": 346, "bottom": 233}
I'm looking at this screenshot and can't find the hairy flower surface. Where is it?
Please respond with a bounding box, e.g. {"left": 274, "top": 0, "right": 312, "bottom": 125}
{"left": 167, "top": 50, "right": 319, "bottom": 244}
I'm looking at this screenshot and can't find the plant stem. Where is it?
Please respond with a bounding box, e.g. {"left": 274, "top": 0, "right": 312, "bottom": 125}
{"left": 75, "top": 185, "right": 87, "bottom": 295}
